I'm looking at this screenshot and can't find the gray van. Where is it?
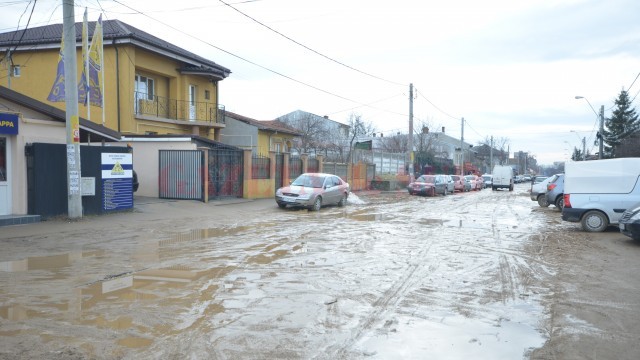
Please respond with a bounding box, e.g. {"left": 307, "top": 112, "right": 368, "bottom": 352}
{"left": 562, "top": 158, "right": 640, "bottom": 232}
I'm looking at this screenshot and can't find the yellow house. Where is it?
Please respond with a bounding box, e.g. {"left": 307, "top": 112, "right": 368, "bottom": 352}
{"left": 0, "top": 19, "right": 230, "bottom": 139}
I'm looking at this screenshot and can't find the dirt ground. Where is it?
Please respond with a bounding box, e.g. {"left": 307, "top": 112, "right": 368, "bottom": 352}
{"left": 1, "top": 187, "right": 639, "bottom": 359}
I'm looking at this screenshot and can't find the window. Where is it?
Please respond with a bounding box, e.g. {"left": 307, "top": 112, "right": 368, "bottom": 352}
{"left": 11, "top": 65, "right": 20, "bottom": 78}
{"left": 135, "top": 74, "right": 155, "bottom": 100}
{"left": 204, "top": 90, "right": 210, "bottom": 100}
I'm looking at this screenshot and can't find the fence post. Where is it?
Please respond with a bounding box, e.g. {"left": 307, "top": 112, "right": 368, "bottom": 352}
{"left": 198, "top": 147, "right": 209, "bottom": 203}
{"left": 269, "top": 151, "right": 277, "bottom": 195}
{"left": 283, "top": 152, "right": 290, "bottom": 185}
{"left": 301, "top": 153, "right": 308, "bottom": 173}
{"left": 317, "top": 155, "right": 324, "bottom": 173}
{"left": 243, "top": 149, "right": 252, "bottom": 199}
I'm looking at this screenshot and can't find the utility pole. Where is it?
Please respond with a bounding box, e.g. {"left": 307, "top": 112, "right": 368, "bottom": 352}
{"left": 408, "top": 83, "right": 414, "bottom": 182}
{"left": 598, "top": 105, "right": 604, "bottom": 159}
{"left": 63, "top": 0, "right": 83, "bottom": 219}
{"left": 582, "top": 137, "right": 586, "bottom": 161}
{"left": 460, "top": 117, "right": 464, "bottom": 176}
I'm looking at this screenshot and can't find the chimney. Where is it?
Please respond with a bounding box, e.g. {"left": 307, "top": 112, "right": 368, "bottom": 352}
{"left": 442, "top": 126, "right": 445, "bottom": 133}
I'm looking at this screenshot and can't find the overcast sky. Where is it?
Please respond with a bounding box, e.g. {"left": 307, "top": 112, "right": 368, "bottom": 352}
{"left": 2, "top": 0, "right": 639, "bottom": 165}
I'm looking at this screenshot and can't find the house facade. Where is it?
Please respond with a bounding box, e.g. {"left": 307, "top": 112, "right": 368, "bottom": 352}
{"left": 0, "top": 19, "right": 230, "bottom": 139}
{"left": 220, "top": 112, "right": 301, "bottom": 155}
{"left": 276, "top": 110, "right": 350, "bottom": 160}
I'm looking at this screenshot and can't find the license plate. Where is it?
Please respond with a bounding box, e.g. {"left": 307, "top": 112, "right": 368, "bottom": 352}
{"left": 282, "top": 196, "right": 296, "bottom": 202}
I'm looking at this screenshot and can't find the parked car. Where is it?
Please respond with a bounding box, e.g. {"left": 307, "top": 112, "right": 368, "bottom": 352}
{"left": 481, "top": 174, "right": 493, "bottom": 189}
{"left": 407, "top": 174, "right": 451, "bottom": 196}
{"left": 619, "top": 202, "right": 640, "bottom": 241}
{"left": 530, "top": 176, "right": 553, "bottom": 207}
{"left": 531, "top": 175, "right": 548, "bottom": 187}
{"left": 465, "top": 175, "right": 483, "bottom": 191}
{"left": 563, "top": 158, "right": 640, "bottom": 232}
{"left": 545, "top": 174, "right": 565, "bottom": 210}
{"left": 275, "top": 173, "right": 350, "bottom": 211}
{"left": 442, "top": 174, "right": 456, "bottom": 194}
{"left": 492, "top": 165, "right": 514, "bottom": 191}
{"left": 451, "top": 175, "right": 470, "bottom": 192}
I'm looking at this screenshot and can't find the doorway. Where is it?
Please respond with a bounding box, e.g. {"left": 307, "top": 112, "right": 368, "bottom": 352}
{"left": 0, "top": 136, "right": 10, "bottom": 215}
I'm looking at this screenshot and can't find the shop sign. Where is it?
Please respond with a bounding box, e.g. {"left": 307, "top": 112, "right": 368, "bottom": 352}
{"left": 0, "top": 113, "right": 19, "bottom": 135}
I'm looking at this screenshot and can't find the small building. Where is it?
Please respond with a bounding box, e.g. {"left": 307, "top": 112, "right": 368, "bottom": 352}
{"left": 0, "top": 86, "right": 121, "bottom": 221}
{"left": 220, "top": 112, "right": 301, "bottom": 155}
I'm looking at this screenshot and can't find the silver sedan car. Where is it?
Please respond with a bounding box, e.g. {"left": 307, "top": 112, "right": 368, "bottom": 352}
{"left": 275, "top": 173, "right": 350, "bottom": 211}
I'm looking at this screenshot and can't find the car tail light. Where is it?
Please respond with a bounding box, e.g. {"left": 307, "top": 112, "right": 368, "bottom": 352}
{"left": 563, "top": 194, "right": 571, "bottom": 208}
{"left": 548, "top": 183, "right": 557, "bottom": 191}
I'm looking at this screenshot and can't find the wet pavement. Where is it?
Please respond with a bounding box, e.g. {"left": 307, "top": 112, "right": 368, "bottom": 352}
{"left": 1, "top": 185, "right": 639, "bottom": 359}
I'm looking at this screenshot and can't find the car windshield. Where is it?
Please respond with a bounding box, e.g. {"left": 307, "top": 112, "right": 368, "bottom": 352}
{"left": 483, "top": 176, "right": 491, "bottom": 180}
{"left": 291, "top": 174, "right": 326, "bottom": 188}
{"left": 464, "top": 175, "right": 474, "bottom": 180}
{"left": 417, "top": 175, "right": 435, "bottom": 184}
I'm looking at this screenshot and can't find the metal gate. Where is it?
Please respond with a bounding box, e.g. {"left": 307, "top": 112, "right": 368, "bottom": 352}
{"left": 208, "top": 147, "right": 243, "bottom": 198}
{"left": 274, "top": 154, "right": 284, "bottom": 190}
{"left": 159, "top": 150, "right": 204, "bottom": 200}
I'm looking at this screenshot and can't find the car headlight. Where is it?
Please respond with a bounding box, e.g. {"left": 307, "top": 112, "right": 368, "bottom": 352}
{"left": 297, "top": 193, "right": 311, "bottom": 200}
{"left": 275, "top": 189, "right": 282, "bottom": 196}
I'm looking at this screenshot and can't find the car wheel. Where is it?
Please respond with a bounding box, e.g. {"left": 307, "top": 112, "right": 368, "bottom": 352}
{"left": 581, "top": 210, "right": 609, "bottom": 232}
{"left": 492, "top": 186, "right": 496, "bottom": 191}
{"left": 444, "top": 187, "right": 448, "bottom": 196}
{"left": 337, "top": 193, "right": 348, "bottom": 207}
{"left": 310, "top": 196, "right": 322, "bottom": 211}
{"left": 277, "top": 203, "right": 287, "bottom": 209}
{"left": 509, "top": 185, "right": 514, "bottom": 191}
{"left": 431, "top": 188, "right": 436, "bottom": 197}
{"left": 537, "top": 195, "right": 549, "bottom": 207}
{"left": 555, "top": 196, "right": 564, "bottom": 211}
{"left": 408, "top": 190, "right": 414, "bottom": 195}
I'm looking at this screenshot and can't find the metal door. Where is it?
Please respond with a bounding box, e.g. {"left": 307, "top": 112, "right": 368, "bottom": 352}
{"left": 208, "top": 147, "right": 243, "bottom": 198}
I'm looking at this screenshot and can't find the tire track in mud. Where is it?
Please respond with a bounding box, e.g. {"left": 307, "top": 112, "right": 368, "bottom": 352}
{"left": 326, "top": 227, "right": 440, "bottom": 359}
{"left": 325, "top": 191, "right": 515, "bottom": 357}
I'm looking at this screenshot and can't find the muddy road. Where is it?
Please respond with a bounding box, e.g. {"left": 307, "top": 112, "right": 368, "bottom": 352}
{"left": 1, "top": 185, "right": 640, "bottom": 359}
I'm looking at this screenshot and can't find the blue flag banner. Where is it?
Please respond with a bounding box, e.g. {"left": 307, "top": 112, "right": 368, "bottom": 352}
{"left": 47, "top": 38, "right": 66, "bottom": 103}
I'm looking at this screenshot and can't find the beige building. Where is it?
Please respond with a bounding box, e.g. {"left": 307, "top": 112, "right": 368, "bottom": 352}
{"left": 0, "top": 86, "right": 119, "bottom": 220}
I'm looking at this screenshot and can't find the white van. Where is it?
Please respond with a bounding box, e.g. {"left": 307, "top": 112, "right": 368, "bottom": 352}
{"left": 492, "top": 165, "right": 514, "bottom": 191}
{"left": 562, "top": 158, "right": 640, "bottom": 232}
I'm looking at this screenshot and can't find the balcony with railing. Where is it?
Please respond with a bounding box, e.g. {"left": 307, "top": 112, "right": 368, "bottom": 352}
{"left": 134, "top": 91, "right": 225, "bottom": 125}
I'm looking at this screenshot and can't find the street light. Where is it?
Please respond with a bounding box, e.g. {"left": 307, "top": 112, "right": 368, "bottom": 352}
{"left": 575, "top": 95, "right": 605, "bottom": 159}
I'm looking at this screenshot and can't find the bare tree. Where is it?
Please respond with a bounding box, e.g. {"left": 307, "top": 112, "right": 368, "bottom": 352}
{"left": 339, "top": 112, "right": 375, "bottom": 163}
{"left": 278, "top": 113, "right": 329, "bottom": 156}
{"left": 378, "top": 133, "right": 408, "bottom": 153}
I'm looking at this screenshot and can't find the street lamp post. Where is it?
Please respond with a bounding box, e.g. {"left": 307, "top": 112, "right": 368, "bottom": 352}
{"left": 575, "top": 96, "right": 604, "bottom": 159}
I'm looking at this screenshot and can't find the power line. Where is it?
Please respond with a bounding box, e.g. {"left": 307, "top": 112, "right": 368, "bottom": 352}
{"left": 217, "top": 0, "right": 407, "bottom": 87}
{"left": 628, "top": 71, "right": 640, "bottom": 92}
{"left": 108, "top": 0, "right": 404, "bottom": 114}
{"left": 414, "top": 87, "right": 459, "bottom": 121}
{"left": 0, "top": 0, "right": 37, "bottom": 64}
